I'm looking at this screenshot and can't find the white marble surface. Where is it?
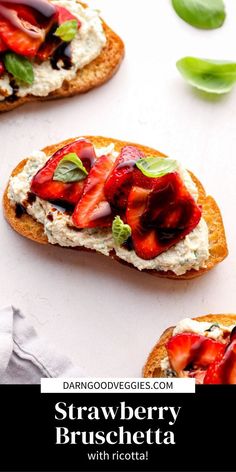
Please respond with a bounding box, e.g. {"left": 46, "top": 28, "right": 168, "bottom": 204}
{"left": 0, "top": 0, "right": 236, "bottom": 377}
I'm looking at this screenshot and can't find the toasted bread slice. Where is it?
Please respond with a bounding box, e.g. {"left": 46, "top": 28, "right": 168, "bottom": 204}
{"left": 0, "top": 10, "right": 124, "bottom": 113}
{"left": 143, "top": 314, "right": 236, "bottom": 378}
{"left": 3, "top": 136, "right": 228, "bottom": 279}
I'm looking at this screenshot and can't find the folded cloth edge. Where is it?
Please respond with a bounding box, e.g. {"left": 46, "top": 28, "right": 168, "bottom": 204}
{"left": 0, "top": 306, "right": 84, "bottom": 383}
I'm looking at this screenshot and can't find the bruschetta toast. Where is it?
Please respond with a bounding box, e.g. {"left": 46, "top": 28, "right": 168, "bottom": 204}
{"left": 0, "top": 0, "right": 124, "bottom": 112}
{"left": 4, "top": 136, "right": 228, "bottom": 279}
{"left": 143, "top": 314, "right": 236, "bottom": 384}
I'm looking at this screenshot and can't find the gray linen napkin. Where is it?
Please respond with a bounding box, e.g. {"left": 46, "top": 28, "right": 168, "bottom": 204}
{"left": 0, "top": 306, "right": 84, "bottom": 384}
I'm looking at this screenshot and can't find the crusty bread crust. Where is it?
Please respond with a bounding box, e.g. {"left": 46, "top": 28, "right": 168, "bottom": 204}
{"left": 0, "top": 14, "right": 124, "bottom": 113}
{"left": 143, "top": 314, "right": 236, "bottom": 378}
{"left": 3, "top": 136, "right": 228, "bottom": 279}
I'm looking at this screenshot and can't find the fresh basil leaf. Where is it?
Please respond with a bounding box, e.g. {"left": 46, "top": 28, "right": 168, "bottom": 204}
{"left": 177, "top": 57, "right": 236, "bottom": 94}
{"left": 53, "top": 153, "right": 88, "bottom": 183}
{"left": 172, "top": 0, "right": 226, "bottom": 30}
{"left": 136, "top": 157, "right": 178, "bottom": 178}
{"left": 112, "top": 216, "right": 131, "bottom": 246}
{"left": 54, "top": 19, "right": 78, "bottom": 42}
{"left": 3, "top": 52, "right": 34, "bottom": 85}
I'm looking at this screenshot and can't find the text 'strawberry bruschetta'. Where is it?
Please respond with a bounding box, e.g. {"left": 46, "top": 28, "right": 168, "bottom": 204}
{"left": 4, "top": 136, "right": 227, "bottom": 279}
{"left": 0, "top": 0, "right": 124, "bottom": 112}
{"left": 143, "top": 315, "right": 236, "bottom": 384}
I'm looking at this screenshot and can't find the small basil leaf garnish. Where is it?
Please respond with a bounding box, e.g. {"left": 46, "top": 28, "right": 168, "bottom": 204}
{"left": 136, "top": 157, "right": 178, "bottom": 178}
{"left": 53, "top": 153, "right": 88, "bottom": 183}
{"left": 177, "top": 57, "right": 236, "bottom": 94}
{"left": 112, "top": 216, "right": 131, "bottom": 246}
{"left": 4, "top": 52, "right": 34, "bottom": 85}
{"left": 54, "top": 19, "right": 78, "bottom": 42}
{"left": 172, "top": 0, "right": 226, "bottom": 30}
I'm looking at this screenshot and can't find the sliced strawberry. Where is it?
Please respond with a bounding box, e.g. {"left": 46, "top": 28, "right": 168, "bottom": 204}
{"left": 197, "top": 338, "right": 225, "bottom": 367}
{"left": 166, "top": 333, "right": 225, "bottom": 375}
{"left": 55, "top": 5, "right": 81, "bottom": 27}
{"left": 31, "top": 139, "right": 95, "bottom": 206}
{"left": 104, "top": 146, "right": 144, "bottom": 211}
{"left": 36, "top": 36, "right": 60, "bottom": 61}
{"left": 126, "top": 186, "right": 159, "bottom": 259}
{"left": 204, "top": 355, "right": 224, "bottom": 384}
{"left": 0, "top": 1, "right": 58, "bottom": 57}
{"left": 0, "top": 36, "right": 7, "bottom": 52}
{"left": 36, "top": 5, "right": 81, "bottom": 61}
{"left": 0, "top": 3, "right": 80, "bottom": 60}
{"left": 5, "top": 4, "right": 39, "bottom": 25}
{"left": 167, "top": 333, "right": 205, "bottom": 374}
{"left": 0, "top": 58, "right": 5, "bottom": 75}
{"left": 125, "top": 185, "right": 150, "bottom": 226}
{"left": 204, "top": 335, "right": 236, "bottom": 384}
{"left": 0, "top": 4, "right": 44, "bottom": 57}
{"left": 0, "top": 19, "right": 42, "bottom": 58}
{"left": 230, "top": 326, "right": 236, "bottom": 343}
{"left": 132, "top": 166, "right": 161, "bottom": 190}
{"left": 127, "top": 172, "right": 202, "bottom": 259}
{"left": 1, "top": 1, "right": 56, "bottom": 20}
{"left": 222, "top": 340, "right": 236, "bottom": 384}
{"left": 188, "top": 369, "right": 206, "bottom": 385}
{"left": 72, "top": 155, "right": 114, "bottom": 229}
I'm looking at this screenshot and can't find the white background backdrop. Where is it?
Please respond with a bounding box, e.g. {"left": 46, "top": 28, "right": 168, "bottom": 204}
{"left": 1, "top": 0, "right": 236, "bottom": 377}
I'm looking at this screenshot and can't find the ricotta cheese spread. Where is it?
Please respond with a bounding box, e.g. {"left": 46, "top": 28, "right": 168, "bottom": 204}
{"left": 0, "top": 0, "right": 106, "bottom": 101}
{"left": 173, "top": 317, "right": 235, "bottom": 339}
{"left": 161, "top": 318, "right": 236, "bottom": 374}
{"left": 8, "top": 142, "right": 210, "bottom": 275}
{"left": 0, "top": 76, "right": 13, "bottom": 102}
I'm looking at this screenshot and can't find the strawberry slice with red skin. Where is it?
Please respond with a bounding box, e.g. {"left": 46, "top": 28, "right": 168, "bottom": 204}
{"left": 0, "top": 36, "right": 7, "bottom": 52}
{"left": 0, "top": 3, "right": 80, "bottom": 60}
{"left": 167, "top": 333, "right": 205, "bottom": 374}
{"left": 221, "top": 340, "right": 236, "bottom": 384}
{"left": 0, "top": 58, "right": 5, "bottom": 75}
{"left": 204, "top": 339, "right": 236, "bottom": 384}
{"left": 31, "top": 139, "right": 96, "bottom": 206}
{"left": 203, "top": 353, "right": 225, "bottom": 384}
{"left": 166, "top": 333, "right": 225, "bottom": 376}
{"left": 188, "top": 369, "right": 206, "bottom": 385}
{"left": 126, "top": 185, "right": 158, "bottom": 259}
{"left": 2, "top": 3, "right": 39, "bottom": 26}
{"left": 132, "top": 166, "right": 161, "bottom": 190}
{"left": 230, "top": 326, "right": 236, "bottom": 343}
{"left": 36, "top": 6, "right": 81, "bottom": 61}
{"left": 0, "top": 4, "right": 45, "bottom": 57}
{"left": 55, "top": 5, "right": 81, "bottom": 27}
{"left": 72, "top": 155, "right": 114, "bottom": 229}
{"left": 126, "top": 172, "right": 202, "bottom": 260}
{"left": 198, "top": 337, "right": 225, "bottom": 367}
{"left": 36, "top": 36, "right": 60, "bottom": 61}
{"left": 0, "top": 18, "right": 43, "bottom": 58}
{"left": 104, "top": 146, "right": 145, "bottom": 211}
